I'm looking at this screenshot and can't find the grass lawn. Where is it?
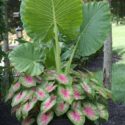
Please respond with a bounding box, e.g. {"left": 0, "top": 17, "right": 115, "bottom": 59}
{"left": 95, "top": 24, "right": 125, "bottom": 103}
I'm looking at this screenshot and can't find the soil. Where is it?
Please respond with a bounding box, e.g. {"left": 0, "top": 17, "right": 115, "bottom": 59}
{"left": 0, "top": 52, "right": 123, "bottom": 125}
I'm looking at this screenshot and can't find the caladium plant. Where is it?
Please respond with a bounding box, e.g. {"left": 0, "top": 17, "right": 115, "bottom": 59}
{"left": 6, "top": 0, "right": 111, "bottom": 125}
{"left": 6, "top": 70, "right": 111, "bottom": 125}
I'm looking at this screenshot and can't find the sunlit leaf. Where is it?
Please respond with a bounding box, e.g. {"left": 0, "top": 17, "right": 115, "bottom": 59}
{"left": 20, "top": 0, "right": 82, "bottom": 41}
{"left": 9, "top": 43, "right": 44, "bottom": 76}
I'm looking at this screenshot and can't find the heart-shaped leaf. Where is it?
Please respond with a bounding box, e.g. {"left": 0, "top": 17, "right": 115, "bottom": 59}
{"left": 56, "top": 74, "right": 69, "bottom": 85}
{"left": 41, "top": 96, "right": 56, "bottom": 113}
{"left": 12, "top": 91, "right": 27, "bottom": 107}
{"left": 58, "top": 86, "right": 73, "bottom": 104}
{"left": 36, "top": 87, "right": 48, "bottom": 101}
{"left": 20, "top": 0, "right": 82, "bottom": 41}
{"left": 67, "top": 110, "right": 85, "bottom": 125}
{"left": 97, "top": 103, "right": 109, "bottom": 121}
{"left": 9, "top": 43, "right": 44, "bottom": 76}
{"left": 81, "top": 82, "right": 92, "bottom": 94}
{"left": 20, "top": 76, "right": 36, "bottom": 88}
{"left": 37, "top": 112, "right": 54, "bottom": 125}
{"left": 73, "top": 84, "right": 85, "bottom": 100}
{"left": 22, "top": 101, "right": 37, "bottom": 118}
{"left": 77, "top": 1, "right": 111, "bottom": 56}
{"left": 83, "top": 103, "right": 98, "bottom": 121}
{"left": 45, "top": 82, "right": 57, "bottom": 93}
{"left": 54, "top": 101, "right": 69, "bottom": 116}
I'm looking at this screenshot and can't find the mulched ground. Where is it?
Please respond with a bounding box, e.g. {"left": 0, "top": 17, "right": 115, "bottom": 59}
{"left": 0, "top": 52, "right": 124, "bottom": 125}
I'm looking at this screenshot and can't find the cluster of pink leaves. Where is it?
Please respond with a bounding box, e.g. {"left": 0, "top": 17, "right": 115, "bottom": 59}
{"left": 6, "top": 71, "right": 111, "bottom": 125}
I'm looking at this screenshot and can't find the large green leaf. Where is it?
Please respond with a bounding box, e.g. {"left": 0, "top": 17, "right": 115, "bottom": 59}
{"left": 9, "top": 43, "right": 44, "bottom": 76}
{"left": 20, "top": 0, "right": 82, "bottom": 41}
{"left": 77, "top": 2, "right": 111, "bottom": 57}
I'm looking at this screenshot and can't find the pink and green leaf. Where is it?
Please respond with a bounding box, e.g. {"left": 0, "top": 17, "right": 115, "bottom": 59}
{"left": 41, "top": 96, "right": 56, "bottom": 113}
{"left": 58, "top": 86, "right": 73, "bottom": 104}
{"left": 83, "top": 103, "right": 98, "bottom": 121}
{"left": 12, "top": 82, "right": 21, "bottom": 92}
{"left": 97, "top": 103, "right": 109, "bottom": 121}
{"left": 57, "top": 74, "right": 69, "bottom": 85}
{"left": 72, "top": 101, "right": 82, "bottom": 110}
{"left": 23, "top": 90, "right": 35, "bottom": 103}
{"left": 73, "top": 84, "right": 85, "bottom": 100}
{"left": 37, "top": 112, "right": 54, "bottom": 125}
{"left": 54, "top": 101, "right": 69, "bottom": 116}
{"left": 20, "top": 76, "right": 36, "bottom": 88}
{"left": 81, "top": 82, "right": 92, "bottom": 94}
{"left": 46, "top": 70, "right": 56, "bottom": 80}
{"left": 22, "top": 100, "right": 37, "bottom": 117}
{"left": 16, "top": 107, "right": 22, "bottom": 120}
{"left": 5, "top": 83, "right": 21, "bottom": 102}
{"left": 45, "top": 82, "right": 57, "bottom": 93}
{"left": 67, "top": 110, "right": 85, "bottom": 125}
{"left": 36, "top": 87, "right": 48, "bottom": 101}
{"left": 22, "top": 118, "right": 35, "bottom": 125}
{"left": 12, "top": 91, "right": 27, "bottom": 107}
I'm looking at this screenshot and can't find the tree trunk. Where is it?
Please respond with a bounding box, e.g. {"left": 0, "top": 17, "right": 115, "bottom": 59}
{"left": 103, "top": 0, "right": 112, "bottom": 90}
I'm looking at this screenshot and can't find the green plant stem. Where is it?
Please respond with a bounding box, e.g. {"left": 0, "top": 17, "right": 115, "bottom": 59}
{"left": 65, "top": 38, "right": 80, "bottom": 74}
{"left": 51, "top": 0, "right": 61, "bottom": 73}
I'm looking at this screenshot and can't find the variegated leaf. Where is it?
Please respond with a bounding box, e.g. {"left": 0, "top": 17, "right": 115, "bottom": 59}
{"left": 73, "top": 84, "right": 85, "bottom": 100}
{"left": 83, "top": 103, "right": 98, "bottom": 121}
{"left": 12, "top": 91, "right": 27, "bottom": 107}
{"left": 58, "top": 86, "right": 73, "bottom": 104}
{"left": 12, "top": 82, "right": 21, "bottom": 92}
{"left": 20, "top": 76, "right": 36, "bottom": 88}
{"left": 23, "top": 90, "right": 35, "bottom": 103}
{"left": 5, "top": 83, "right": 21, "bottom": 102}
{"left": 97, "top": 103, "right": 109, "bottom": 121}
{"left": 54, "top": 101, "right": 69, "bottom": 116}
{"left": 22, "top": 118, "right": 35, "bottom": 125}
{"left": 41, "top": 96, "right": 56, "bottom": 113}
{"left": 67, "top": 110, "right": 85, "bottom": 125}
{"left": 72, "top": 101, "right": 82, "bottom": 110}
{"left": 46, "top": 70, "right": 56, "bottom": 80}
{"left": 22, "top": 100, "right": 37, "bottom": 118}
{"left": 16, "top": 107, "right": 22, "bottom": 120}
{"left": 81, "top": 82, "right": 92, "bottom": 94}
{"left": 45, "top": 82, "right": 57, "bottom": 93}
{"left": 57, "top": 74, "right": 69, "bottom": 85}
{"left": 36, "top": 87, "right": 48, "bottom": 101}
{"left": 37, "top": 112, "right": 54, "bottom": 125}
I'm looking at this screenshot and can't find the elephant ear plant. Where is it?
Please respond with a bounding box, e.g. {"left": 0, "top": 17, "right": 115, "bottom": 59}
{"left": 6, "top": 0, "right": 111, "bottom": 125}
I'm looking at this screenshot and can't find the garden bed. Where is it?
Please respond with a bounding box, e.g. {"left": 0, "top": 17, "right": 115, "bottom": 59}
{"left": 0, "top": 101, "right": 125, "bottom": 125}
{"left": 0, "top": 52, "right": 122, "bottom": 125}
